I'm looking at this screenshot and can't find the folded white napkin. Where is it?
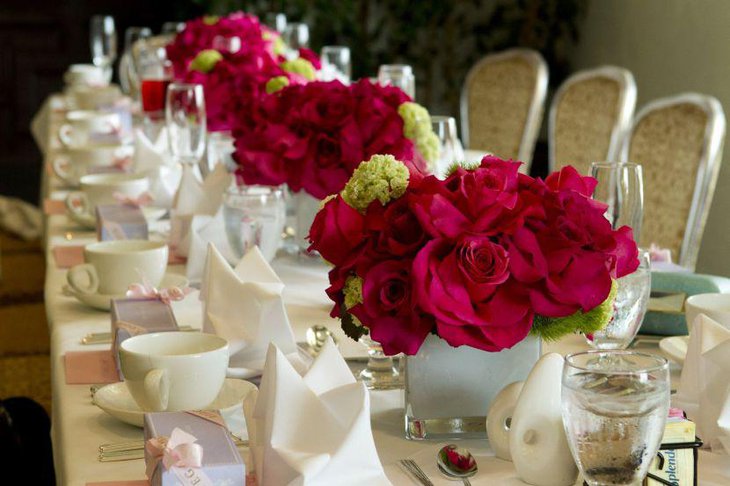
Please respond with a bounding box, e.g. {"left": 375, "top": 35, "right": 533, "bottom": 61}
{"left": 184, "top": 211, "right": 237, "bottom": 284}
{"left": 251, "top": 340, "right": 391, "bottom": 486}
{"left": 133, "top": 127, "right": 181, "bottom": 209}
{"left": 674, "top": 314, "right": 730, "bottom": 452}
{"left": 169, "top": 163, "right": 232, "bottom": 256}
{"left": 201, "top": 244, "right": 305, "bottom": 378}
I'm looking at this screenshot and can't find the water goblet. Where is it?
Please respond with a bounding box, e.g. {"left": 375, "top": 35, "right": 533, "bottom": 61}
{"left": 378, "top": 64, "right": 415, "bottom": 99}
{"left": 590, "top": 162, "right": 644, "bottom": 242}
{"left": 223, "top": 185, "right": 285, "bottom": 262}
{"left": 562, "top": 350, "right": 670, "bottom": 486}
{"left": 265, "top": 13, "right": 287, "bottom": 33}
{"left": 119, "top": 26, "right": 152, "bottom": 96}
{"left": 282, "top": 22, "right": 309, "bottom": 59}
{"left": 431, "top": 116, "right": 465, "bottom": 178}
{"left": 90, "top": 15, "right": 117, "bottom": 83}
{"left": 320, "top": 46, "right": 351, "bottom": 83}
{"left": 165, "top": 83, "right": 206, "bottom": 167}
{"left": 137, "top": 43, "right": 173, "bottom": 123}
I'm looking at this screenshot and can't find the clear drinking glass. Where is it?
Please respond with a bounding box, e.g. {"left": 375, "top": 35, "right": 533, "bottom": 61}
{"left": 119, "top": 26, "right": 152, "bottom": 96}
{"left": 90, "top": 15, "right": 117, "bottom": 82}
{"left": 166, "top": 83, "right": 206, "bottom": 166}
{"left": 588, "top": 250, "right": 651, "bottom": 350}
{"left": 378, "top": 64, "right": 415, "bottom": 99}
{"left": 223, "top": 186, "right": 285, "bottom": 262}
{"left": 320, "top": 46, "right": 352, "bottom": 83}
{"left": 137, "top": 43, "right": 173, "bottom": 121}
{"left": 562, "top": 351, "right": 670, "bottom": 486}
{"left": 431, "top": 116, "right": 465, "bottom": 178}
{"left": 282, "top": 22, "right": 309, "bottom": 57}
{"left": 161, "top": 22, "right": 185, "bottom": 35}
{"left": 590, "top": 162, "right": 644, "bottom": 242}
{"left": 265, "top": 13, "right": 287, "bottom": 33}
{"left": 358, "top": 334, "right": 402, "bottom": 390}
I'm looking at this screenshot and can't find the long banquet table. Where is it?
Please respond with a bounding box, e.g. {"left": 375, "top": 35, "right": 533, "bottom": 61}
{"left": 35, "top": 95, "right": 730, "bottom": 485}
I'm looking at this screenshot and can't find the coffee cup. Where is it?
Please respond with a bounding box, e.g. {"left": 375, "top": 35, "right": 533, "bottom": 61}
{"left": 64, "top": 64, "right": 108, "bottom": 87}
{"left": 66, "top": 240, "right": 167, "bottom": 296}
{"left": 53, "top": 144, "right": 131, "bottom": 186}
{"left": 685, "top": 293, "right": 730, "bottom": 332}
{"left": 65, "top": 173, "right": 148, "bottom": 222}
{"left": 119, "top": 332, "right": 229, "bottom": 412}
{"left": 58, "top": 110, "right": 122, "bottom": 147}
{"left": 72, "top": 85, "right": 122, "bottom": 110}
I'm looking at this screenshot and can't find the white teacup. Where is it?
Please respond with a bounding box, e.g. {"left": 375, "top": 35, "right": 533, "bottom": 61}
{"left": 59, "top": 110, "right": 121, "bottom": 147}
{"left": 66, "top": 240, "right": 168, "bottom": 296}
{"left": 64, "top": 64, "right": 108, "bottom": 87}
{"left": 53, "top": 144, "right": 131, "bottom": 186}
{"left": 72, "top": 85, "right": 122, "bottom": 110}
{"left": 119, "top": 332, "right": 229, "bottom": 412}
{"left": 65, "top": 173, "right": 148, "bottom": 222}
{"left": 685, "top": 293, "right": 730, "bottom": 332}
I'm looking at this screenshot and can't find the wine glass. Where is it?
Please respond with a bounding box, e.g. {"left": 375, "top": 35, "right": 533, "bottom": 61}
{"left": 431, "top": 116, "right": 465, "bottom": 178}
{"left": 137, "top": 43, "right": 173, "bottom": 122}
{"left": 90, "top": 15, "right": 117, "bottom": 82}
{"left": 203, "top": 131, "right": 236, "bottom": 177}
{"left": 223, "top": 185, "right": 286, "bottom": 262}
{"left": 118, "top": 27, "right": 152, "bottom": 96}
{"left": 165, "top": 83, "right": 206, "bottom": 167}
{"left": 282, "top": 22, "right": 309, "bottom": 59}
{"left": 265, "top": 13, "right": 287, "bottom": 33}
{"left": 161, "top": 22, "right": 185, "bottom": 35}
{"left": 562, "top": 350, "right": 670, "bottom": 486}
{"left": 590, "top": 162, "right": 644, "bottom": 242}
{"left": 378, "top": 64, "right": 415, "bottom": 99}
{"left": 358, "top": 334, "right": 402, "bottom": 390}
{"left": 320, "top": 46, "right": 352, "bottom": 83}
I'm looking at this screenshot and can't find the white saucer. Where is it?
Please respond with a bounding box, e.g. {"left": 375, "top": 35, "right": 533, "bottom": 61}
{"left": 142, "top": 206, "right": 168, "bottom": 223}
{"left": 659, "top": 335, "right": 690, "bottom": 365}
{"left": 67, "top": 206, "right": 168, "bottom": 229}
{"left": 93, "top": 378, "right": 257, "bottom": 428}
{"left": 64, "top": 273, "right": 189, "bottom": 311}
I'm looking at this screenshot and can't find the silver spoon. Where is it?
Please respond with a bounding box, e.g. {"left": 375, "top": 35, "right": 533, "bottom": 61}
{"left": 437, "top": 444, "right": 478, "bottom": 485}
{"left": 305, "top": 325, "right": 338, "bottom": 355}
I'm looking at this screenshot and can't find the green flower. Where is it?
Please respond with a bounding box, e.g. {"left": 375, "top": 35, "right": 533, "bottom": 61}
{"left": 281, "top": 58, "right": 316, "bottom": 81}
{"left": 273, "top": 37, "right": 286, "bottom": 56}
{"left": 265, "top": 76, "right": 290, "bottom": 94}
{"left": 202, "top": 15, "right": 219, "bottom": 25}
{"left": 189, "top": 49, "right": 222, "bottom": 73}
{"left": 341, "top": 154, "right": 410, "bottom": 212}
{"left": 343, "top": 275, "right": 364, "bottom": 309}
{"left": 398, "top": 102, "right": 440, "bottom": 167}
{"left": 444, "top": 160, "right": 481, "bottom": 178}
{"left": 530, "top": 280, "right": 618, "bottom": 341}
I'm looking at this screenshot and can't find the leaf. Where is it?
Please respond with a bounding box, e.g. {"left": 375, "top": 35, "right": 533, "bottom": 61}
{"left": 340, "top": 306, "right": 368, "bottom": 342}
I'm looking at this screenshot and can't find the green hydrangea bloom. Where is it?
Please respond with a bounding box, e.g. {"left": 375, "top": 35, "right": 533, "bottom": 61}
{"left": 341, "top": 155, "right": 410, "bottom": 212}
{"left": 189, "top": 49, "right": 223, "bottom": 73}
{"left": 272, "top": 37, "right": 286, "bottom": 56}
{"left": 343, "top": 275, "right": 364, "bottom": 309}
{"left": 265, "top": 76, "right": 290, "bottom": 94}
{"left": 530, "top": 280, "right": 618, "bottom": 341}
{"left": 202, "top": 15, "right": 219, "bottom": 25}
{"left": 444, "top": 160, "right": 481, "bottom": 178}
{"left": 281, "top": 58, "right": 316, "bottom": 81}
{"left": 398, "top": 102, "right": 440, "bottom": 167}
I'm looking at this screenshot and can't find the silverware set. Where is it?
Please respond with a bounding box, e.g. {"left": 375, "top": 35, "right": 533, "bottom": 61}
{"left": 399, "top": 459, "right": 435, "bottom": 486}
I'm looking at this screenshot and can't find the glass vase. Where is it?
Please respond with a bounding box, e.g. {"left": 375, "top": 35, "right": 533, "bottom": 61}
{"left": 294, "top": 191, "right": 321, "bottom": 254}
{"left": 404, "top": 334, "right": 541, "bottom": 440}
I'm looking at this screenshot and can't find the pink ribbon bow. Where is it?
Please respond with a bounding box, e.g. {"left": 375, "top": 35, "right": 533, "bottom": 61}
{"left": 127, "top": 276, "right": 193, "bottom": 305}
{"left": 112, "top": 155, "right": 134, "bottom": 172}
{"left": 649, "top": 243, "right": 673, "bottom": 264}
{"left": 113, "top": 191, "right": 154, "bottom": 207}
{"left": 145, "top": 428, "right": 204, "bottom": 480}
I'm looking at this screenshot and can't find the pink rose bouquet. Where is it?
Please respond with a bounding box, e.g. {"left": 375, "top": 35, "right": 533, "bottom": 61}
{"left": 232, "top": 79, "right": 439, "bottom": 199}
{"left": 308, "top": 154, "right": 640, "bottom": 356}
{"left": 166, "top": 12, "right": 321, "bottom": 132}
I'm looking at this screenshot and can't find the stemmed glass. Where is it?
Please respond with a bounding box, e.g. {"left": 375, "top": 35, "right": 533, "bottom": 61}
{"left": 161, "top": 22, "right": 185, "bottom": 35}
{"left": 320, "top": 46, "right": 352, "bottom": 83}
{"left": 378, "top": 64, "right": 415, "bottom": 99}
{"left": 118, "top": 27, "right": 152, "bottom": 96}
{"left": 282, "top": 22, "right": 309, "bottom": 59}
{"left": 265, "top": 13, "right": 287, "bottom": 33}
{"left": 358, "top": 334, "right": 402, "bottom": 390}
{"left": 590, "top": 162, "right": 644, "bottom": 242}
{"left": 431, "top": 116, "right": 465, "bottom": 178}
{"left": 165, "top": 83, "right": 206, "bottom": 167}
{"left": 137, "top": 44, "right": 173, "bottom": 123}
{"left": 562, "top": 351, "right": 670, "bottom": 486}
{"left": 90, "top": 15, "right": 117, "bottom": 83}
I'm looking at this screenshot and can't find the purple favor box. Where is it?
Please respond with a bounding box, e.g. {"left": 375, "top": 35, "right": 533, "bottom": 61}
{"left": 110, "top": 298, "right": 179, "bottom": 377}
{"left": 144, "top": 411, "right": 245, "bottom": 486}
{"left": 95, "top": 204, "right": 148, "bottom": 241}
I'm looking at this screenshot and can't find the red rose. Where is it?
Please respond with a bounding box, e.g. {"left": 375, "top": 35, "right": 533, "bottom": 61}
{"left": 308, "top": 196, "right": 365, "bottom": 265}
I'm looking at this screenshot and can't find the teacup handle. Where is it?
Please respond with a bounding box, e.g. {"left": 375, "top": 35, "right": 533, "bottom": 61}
{"left": 65, "top": 192, "right": 90, "bottom": 217}
{"left": 58, "top": 124, "right": 75, "bottom": 147}
{"left": 67, "top": 263, "right": 99, "bottom": 295}
{"left": 52, "top": 156, "right": 73, "bottom": 185}
{"left": 143, "top": 369, "right": 170, "bottom": 412}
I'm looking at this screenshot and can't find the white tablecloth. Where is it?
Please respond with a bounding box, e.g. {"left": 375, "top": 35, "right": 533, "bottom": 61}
{"left": 36, "top": 96, "right": 730, "bottom": 485}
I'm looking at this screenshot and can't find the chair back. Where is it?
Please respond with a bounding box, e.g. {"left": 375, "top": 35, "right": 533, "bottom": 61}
{"left": 621, "top": 93, "right": 726, "bottom": 270}
{"left": 549, "top": 66, "right": 636, "bottom": 174}
{"left": 460, "top": 48, "right": 548, "bottom": 171}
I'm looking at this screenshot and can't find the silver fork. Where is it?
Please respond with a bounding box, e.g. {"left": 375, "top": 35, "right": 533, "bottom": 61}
{"left": 399, "top": 459, "right": 434, "bottom": 486}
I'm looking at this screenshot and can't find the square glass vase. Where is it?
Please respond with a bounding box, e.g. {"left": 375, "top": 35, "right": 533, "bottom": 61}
{"left": 404, "top": 333, "right": 541, "bottom": 440}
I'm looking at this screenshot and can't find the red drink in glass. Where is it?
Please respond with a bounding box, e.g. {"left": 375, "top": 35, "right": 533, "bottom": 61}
{"left": 141, "top": 78, "right": 171, "bottom": 115}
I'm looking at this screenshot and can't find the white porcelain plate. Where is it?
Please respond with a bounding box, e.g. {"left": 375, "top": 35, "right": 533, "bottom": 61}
{"left": 93, "top": 378, "right": 258, "bottom": 428}
{"left": 64, "top": 273, "right": 189, "bottom": 311}
{"left": 659, "top": 336, "right": 690, "bottom": 365}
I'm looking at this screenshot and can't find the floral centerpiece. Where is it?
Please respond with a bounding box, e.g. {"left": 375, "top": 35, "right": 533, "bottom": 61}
{"left": 309, "top": 154, "right": 639, "bottom": 355}
{"left": 166, "top": 12, "right": 321, "bottom": 132}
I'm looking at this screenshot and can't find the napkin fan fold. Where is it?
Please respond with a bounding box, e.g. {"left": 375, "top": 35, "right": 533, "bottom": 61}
{"left": 133, "top": 127, "right": 180, "bottom": 209}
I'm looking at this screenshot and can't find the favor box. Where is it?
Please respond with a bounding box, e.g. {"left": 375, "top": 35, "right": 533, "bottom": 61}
{"left": 111, "top": 297, "right": 179, "bottom": 376}
{"left": 144, "top": 411, "right": 245, "bottom": 486}
{"left": 96, "top": 204, "right": 148, "bottom": 241}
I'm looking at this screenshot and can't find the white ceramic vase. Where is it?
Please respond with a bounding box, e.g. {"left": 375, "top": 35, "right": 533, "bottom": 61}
{"left": 509, "top": 352, "right": 577, "bottom": 486}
